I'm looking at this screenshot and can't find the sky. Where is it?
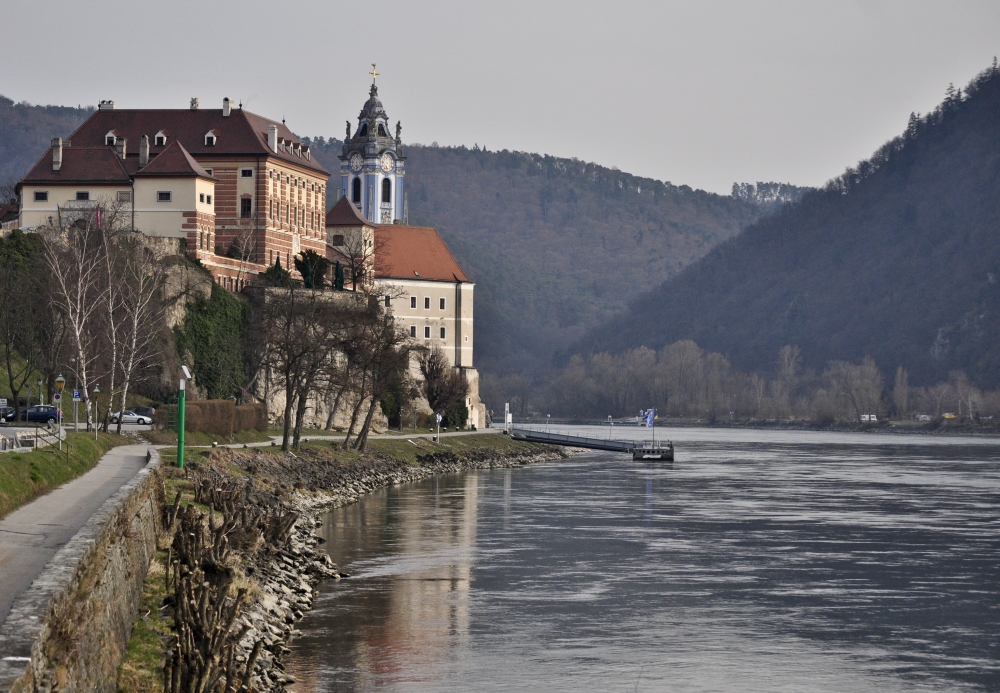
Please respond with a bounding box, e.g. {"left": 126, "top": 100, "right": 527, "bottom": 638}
{"left": 4, "top": 0, "right": 1000, "bottom": 195}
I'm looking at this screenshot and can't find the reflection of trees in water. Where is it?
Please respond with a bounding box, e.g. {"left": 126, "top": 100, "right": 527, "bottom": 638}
{"left": 291, "top": 472, "right": 480, "bottom": 690}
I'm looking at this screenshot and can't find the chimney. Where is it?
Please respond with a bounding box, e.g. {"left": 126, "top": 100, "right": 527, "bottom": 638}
{"left": 223, "top": 97, "right": 231, "bottom": 117}
{"left": 51, "top": 138, "right": 63, "bottom": 172}
{"left": 190, "top": 97, "right": 199, "bottom": 110}
{"left": 98, "top": 100, "right": 115, "bottom": 110}
{"left": 115, "top": 136, "right": 127, "bottom": 160}
{"left": 268, "top": 124, "right": 277, "bottom": 152}
{"left": 139, "top": 135, "right": 149, "bottom": 167}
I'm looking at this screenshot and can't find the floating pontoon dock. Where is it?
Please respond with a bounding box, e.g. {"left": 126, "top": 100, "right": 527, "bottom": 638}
{"left": 509, "top": 427, "right": 674, "bottom": 461}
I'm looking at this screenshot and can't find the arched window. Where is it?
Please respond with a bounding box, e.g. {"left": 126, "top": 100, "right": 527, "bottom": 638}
{"left": 381, "top": 178, "right": 391, "bottom": 203}
{"left": 352, "top": 177, "right": 361, "bottom": 203}
{"left": 377, "top": 124, "right": 388, "bottom": 138}
{"left": 358, "top": 123, "right": 368, "bottom": 138}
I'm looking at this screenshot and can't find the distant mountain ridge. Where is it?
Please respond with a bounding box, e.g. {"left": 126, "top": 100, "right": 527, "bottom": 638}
{"left": 574, "top": 62, "right": 1000, "bottom": 388}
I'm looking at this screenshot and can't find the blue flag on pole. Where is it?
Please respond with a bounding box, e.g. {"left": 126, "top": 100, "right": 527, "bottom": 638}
{"left": 646, "top": 408, "right": 654, "bottom": 427}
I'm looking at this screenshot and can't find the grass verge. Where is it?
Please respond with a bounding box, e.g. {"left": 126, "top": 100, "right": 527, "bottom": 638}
{"left": 116, "top": 551, "right": 170, "bottom": 693}
{"left": 0, "top": 431, "right": 128, "bottom": 519}
{"left": 143, "top": 429, "right": 272, "bottom": 446}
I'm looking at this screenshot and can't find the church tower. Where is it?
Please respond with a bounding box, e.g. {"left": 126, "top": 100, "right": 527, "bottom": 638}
{"left": 339, "top": 67, "right": 406, "bottom": 224}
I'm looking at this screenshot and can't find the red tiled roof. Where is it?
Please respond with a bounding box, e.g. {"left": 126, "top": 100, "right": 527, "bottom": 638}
{"left": 19, "top": 147, "right": 131, "bottom": 185}
{"left": 325, "top": 196, "right": 370, "bottom": 226}
{"left": 66, "top": 108, "right": 329, "bottom": 175}
{"left": 133, "top": 140, "right": 214, "bottom": 179}
{"left": 375, "top": 225, "right": 470, "bottom": 282}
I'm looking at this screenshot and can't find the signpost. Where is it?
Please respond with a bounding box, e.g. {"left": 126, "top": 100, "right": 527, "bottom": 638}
{"left": 73, "top": 390, "right": 81, "bottom": 433}
{"left": 55, "top": 374, "right": 65, "bottom": 454}
{"left": 435, "top": 412, "right": 442, "bottom": 442}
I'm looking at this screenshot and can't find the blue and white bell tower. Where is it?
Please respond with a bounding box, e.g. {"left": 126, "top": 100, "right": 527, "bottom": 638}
{"left": 339, "top": 66, "right": 406, "bottom": 224}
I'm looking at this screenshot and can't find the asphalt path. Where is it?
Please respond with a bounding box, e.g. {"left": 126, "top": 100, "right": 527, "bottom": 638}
{"left": 0, "top": 444, "right": 148, "bottom": 628}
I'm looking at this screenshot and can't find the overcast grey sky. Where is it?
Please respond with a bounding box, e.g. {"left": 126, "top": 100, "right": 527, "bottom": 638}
{"left": 5, "top": 0, "right": 999, "bottom": 194}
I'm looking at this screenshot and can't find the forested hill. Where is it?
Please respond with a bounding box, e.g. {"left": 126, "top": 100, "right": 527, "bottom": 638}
{"left": 305, "top": 140, "right": 780, "bottom": 375}
{"left": 575, "top": 62, "right": 1000, "bottom": 388}
{"left": 0, "top": 96, "right": 93, "bottom": 185}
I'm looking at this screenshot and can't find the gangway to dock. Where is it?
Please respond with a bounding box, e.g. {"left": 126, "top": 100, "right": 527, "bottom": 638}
{"left": 509, "top": 427, "right": 674, "bottom": 461}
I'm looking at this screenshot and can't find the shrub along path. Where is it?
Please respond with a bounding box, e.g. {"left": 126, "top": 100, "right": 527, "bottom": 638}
{"left": 0, "top": 441, "right": 146, "bottom": 629}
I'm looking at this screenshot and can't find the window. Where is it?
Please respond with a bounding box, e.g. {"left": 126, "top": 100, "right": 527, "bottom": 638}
{"left": 117, "top": 191, "right": 131, "bottom": 202}
{"left": 207, "top": 195, "right": 212, "bottom": 204}
{"left": 269, "top": 170, "right": 274, "bottom": 180}
{"left": 76, "top": 191, "right": 90, "bottom": 201}
{"left": 410, "top": 325, "right": 416, "bottom": 338}
{"left": 377, "top": 123, "right": 388, "bottom": 138}
{"left": 358, "top": 123, "right": 368, "bottom": 138}
{"left": 439, "top": 298, "right": 446, "bottom": 310}
{"left": 424, "top": 297, "right": 430, "bottom": 309}
{"left": 352, "top": 177, "right": 361, "bottom": 203}
{"left": 205, "top": 132, "right": 216, "bottom": 146}
{"left": 34, "top": 191, "right": 48, "bottom": 202}
{"left": 332, "top": 234, "right": 344, "bottom": 246}
{"left": 240, "top": 198, "right": 252, "bottom": 218}
{"left": 157, "top": 191, "right": 171, "bottom": 202}
{"left": 205, "top": 169, "right": 213, "bottom": 176}
{"left": 384, "top": 295, "right": 391, "bottom": 307}
{"left": 410, "top": 296, "right": 417, "bottom": 309}
{"left": 440, "top": 327, "right": 446, "bottom": 339}
{"left": 199, "top": 193, "right": 205, "bottom": 203}
{"left": 154, "top": 132, "right": 166, "bottom": 146}
{"left": 424, "top": 326, "right": 431, "bottom": 339}
{"left": 381, "top": 178, "right": 391, "bottom": 203}
{"left": 241, "top": 169, "right": 253, "bottom": 178}
{"left": 106, "top": 135, "right": 116, "bottom": 146}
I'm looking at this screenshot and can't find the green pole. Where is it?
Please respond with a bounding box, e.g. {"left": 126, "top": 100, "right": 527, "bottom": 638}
{"left": 177, "top": 379, "right": 186, "bottom": 469}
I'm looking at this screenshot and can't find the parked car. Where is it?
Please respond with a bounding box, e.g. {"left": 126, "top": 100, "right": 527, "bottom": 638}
{"left": 20, "top": 405, "right": 62, "bottom": 424}
{"left": 0, "top": 406, "right": 16, "bottom": 423}
{"left": 132, "top": 406, "right": 156, "bottom": 418}
{"left": 109, "top": 410, "right": 152, "bottom": 425}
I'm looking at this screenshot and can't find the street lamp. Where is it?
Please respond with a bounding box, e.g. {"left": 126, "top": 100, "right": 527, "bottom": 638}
{"left": 93, "top": 386, "right": 100, "bottom": 440}
{"left": 55, "top": 375, "right": 65, "bottom": 452}
{"left": 178, "top": 366, "right": 191, "bottom": 470}
{"left": 37, "top": 378, "right": 43, "bottom": 406}
{"left": 547, "top": 414, "right": 550, "bottom": 431}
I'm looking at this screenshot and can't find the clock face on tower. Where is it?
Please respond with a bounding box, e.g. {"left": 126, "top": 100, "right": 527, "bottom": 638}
{"left": 380, "top": 153, "right": 394, "bottom": 173}
{"left": 349, "top": 152, "right": 363, "bottom": 172}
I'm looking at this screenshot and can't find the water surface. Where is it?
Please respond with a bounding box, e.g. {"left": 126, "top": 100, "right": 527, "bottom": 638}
{"left": 285, "top": 427, "right": 1000, "bottom": 691}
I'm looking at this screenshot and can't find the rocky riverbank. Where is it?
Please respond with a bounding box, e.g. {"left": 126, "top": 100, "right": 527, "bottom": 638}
{"left": 137, "top": 435, "right": 569, "bottom": 692}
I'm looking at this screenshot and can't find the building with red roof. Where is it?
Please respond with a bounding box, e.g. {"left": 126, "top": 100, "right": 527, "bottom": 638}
{"left": 16, "top": 97, "right": 329, "bottom": 290}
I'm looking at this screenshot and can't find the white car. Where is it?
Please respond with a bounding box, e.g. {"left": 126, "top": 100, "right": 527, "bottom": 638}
{"left": 109, "top": 410, "right": 152, "bottom": 425}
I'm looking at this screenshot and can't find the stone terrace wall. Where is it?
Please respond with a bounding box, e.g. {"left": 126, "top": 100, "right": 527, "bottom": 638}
{"left": 0, "top": 450, "right": 163, "bottom": 693}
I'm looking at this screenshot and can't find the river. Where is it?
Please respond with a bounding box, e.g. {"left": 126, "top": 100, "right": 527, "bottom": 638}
{"left": 284, "top": 427, "right": 1000, "bottom": 691}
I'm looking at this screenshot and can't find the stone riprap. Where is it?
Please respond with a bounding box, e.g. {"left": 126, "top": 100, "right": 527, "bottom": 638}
{"left": 0, "top": 448, "right": 162, "bottom": 693}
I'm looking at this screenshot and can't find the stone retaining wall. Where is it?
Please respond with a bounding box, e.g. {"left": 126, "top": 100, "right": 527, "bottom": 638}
{"left": 0, "top": 449, "right": 163, "bottom": 693}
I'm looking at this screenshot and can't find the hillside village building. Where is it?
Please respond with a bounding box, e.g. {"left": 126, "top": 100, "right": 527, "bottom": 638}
{"left": 14, "top": 83, "right": 484, "bottom": 427}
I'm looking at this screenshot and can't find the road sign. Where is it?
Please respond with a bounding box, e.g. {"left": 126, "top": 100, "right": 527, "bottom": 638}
{"left": 436, "top": 413, "right": 442, "bottom": 424}
{"left": 0, "top": 399, "right": 6, "bottom": 407}
{"left": 53, "top": 393, "right": 61, "bottom": 402}
{"left": 72, "top": 390, "right": 81, "bottom": 401}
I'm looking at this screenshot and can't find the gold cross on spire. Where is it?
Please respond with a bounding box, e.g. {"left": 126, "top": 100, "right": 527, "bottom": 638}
{"left": 370, "top": 63, "right": 379, "bottom": 83}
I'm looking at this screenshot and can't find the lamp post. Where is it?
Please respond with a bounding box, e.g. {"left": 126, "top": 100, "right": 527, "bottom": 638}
{"left": 178, "top": 366, "right": 191, "bottom": 470}
{"left": 37, "top": 378, "right": 43, "bottom": 406}
{"left": 93, "top": 386, "right": 100, "bottom": 441}
{"left": 55, "top": 374, "right": 65, "bottom": 452}
{"left": 547, "top": 414, "right": 550, "bottom": 431}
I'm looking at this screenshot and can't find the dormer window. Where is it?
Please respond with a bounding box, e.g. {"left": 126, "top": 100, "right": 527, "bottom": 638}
{"left": 377, "top": 124, "right": 388, "bottom": 138}
{"left": 105, "top": 130, "right": 117, "bottom": 146}
{"left": 204, "top": 131, "right": 217, "bottom": 146}
{"left": 154, "top": 131, "right": 167, "bottom": 146}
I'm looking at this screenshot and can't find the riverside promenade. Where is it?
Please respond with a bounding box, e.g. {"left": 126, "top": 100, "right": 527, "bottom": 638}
{"left": 0, "top": 445, "right": 148, "bottom": 629}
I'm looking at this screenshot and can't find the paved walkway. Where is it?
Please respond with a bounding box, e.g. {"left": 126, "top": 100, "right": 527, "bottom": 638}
{"left": 0, "top": 445, "right": 148, "bottom": 628}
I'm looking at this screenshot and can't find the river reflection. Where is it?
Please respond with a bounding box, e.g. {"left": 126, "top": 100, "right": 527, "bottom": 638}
{"left": 285, "top": 428, "right": 1000, "bottom": 692}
